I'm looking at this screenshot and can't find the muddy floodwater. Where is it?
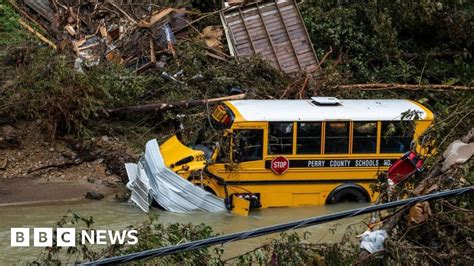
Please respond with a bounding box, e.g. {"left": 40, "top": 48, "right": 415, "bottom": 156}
{"left": 0, "top": 198, "right": 368, "bottom": 264}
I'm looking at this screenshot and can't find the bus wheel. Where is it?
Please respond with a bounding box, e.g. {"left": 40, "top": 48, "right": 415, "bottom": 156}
{"left": 326, "top": 186, "right": 370, "bottom": 204}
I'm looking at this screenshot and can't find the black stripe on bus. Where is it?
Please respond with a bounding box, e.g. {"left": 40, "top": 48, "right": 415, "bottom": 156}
{"left": 264, "top": 159, "right": 397, "bottom": 169}
{"left": 226, "top": 179, "right": 376, "bottom": 185}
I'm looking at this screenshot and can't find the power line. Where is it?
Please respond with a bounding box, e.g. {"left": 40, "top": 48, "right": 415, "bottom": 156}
{"left": 83, "top": 186, "right": 473, "bottom": 265}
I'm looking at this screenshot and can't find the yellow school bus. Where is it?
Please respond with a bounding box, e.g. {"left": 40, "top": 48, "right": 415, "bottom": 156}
{"left": 160, "top": 97, "right": 434, "bottom": 209}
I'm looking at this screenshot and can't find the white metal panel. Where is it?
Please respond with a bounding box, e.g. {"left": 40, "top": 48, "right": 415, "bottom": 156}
{"left": 126, "top": 139, "right": 227, "bottom": 213}
{"left": 125, "top": 163, "right": 151, "bottom": 213}
{"left": 228, "top": 99, "right": 428, "bottom": 121}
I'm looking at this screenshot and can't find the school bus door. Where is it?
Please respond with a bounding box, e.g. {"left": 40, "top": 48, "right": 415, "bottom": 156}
{"left": 208, "top": 125, "right": 266, "bottom": 183}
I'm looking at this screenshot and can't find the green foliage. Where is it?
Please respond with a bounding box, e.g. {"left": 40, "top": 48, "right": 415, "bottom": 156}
{"left": 0, "top": 46, "right": 162, "bottom": 136}
{"left": 32, "top": 212, "right": 216, "bottom": 265}
{"left": 223, "top": 229, "right": 359, "bottom": 265}
{"left": 32, "top": 211, "right": 98, "bottom": 264}
{"left": 0, "top": 1, "right": 28, "bottom": 47}
{"left": 109, "top": 215, "right": 215, "bottom": 265}
{"left": 301, "top": 0, "right": 474, "bottom": 84}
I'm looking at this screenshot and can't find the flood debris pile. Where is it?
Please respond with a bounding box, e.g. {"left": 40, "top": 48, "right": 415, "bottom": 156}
{"left": 375, "top": 129, "right": 474, "bottom": 265}
{"left": 18, "top": 0, "right": 189, "bottom": 71}
{"left": 2, "top": 1, "right": 307, "bottom": 139}
{"left": 13, "top": 0, "right": 321, "bottom": 76}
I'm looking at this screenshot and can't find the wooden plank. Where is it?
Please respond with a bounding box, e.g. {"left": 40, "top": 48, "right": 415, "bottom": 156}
{"left": 277, "top": 56, "right": 297, "bottom": 67}
{"left": 287, "top": 27, "right": 305, "bottom": 37}
{"left": 237, "top": 47, "right": 254, "bottom": 55}
{"left": 298, "top": 52, "right": 318, "bottom": 63}
{"left": 255, "top": 2, "right": 282, "bottom": 70}
{"left": 292, "top": 42, "right": 313, "bottom": 53}
{"left": 276, "top": 52, "right": 297, "bottom": 64}
{"left": 279, "top": 56, "right": 298, "bottom": 67}
{"left": 282, "top": 64, "right": 300, "bottom": 73}
{"left": 231, "top": 19, "right": 284, "bottom": 34}
{"left": 18, "top": 18, "right": 57, "bottom": 50}
{"left": 238, "top": 7, "right": 257, "bottom": 54}
{"left": 299, "top": 57, "right": 317, "bottom": 67}
{"left": 235, "top": 30, "right": 280, "bottom": 46}
{"left": 231, "top": 10, "right": 299, "bottom": 36}
{"left": 294, "top": 47, "right": 313, "bottom": 57}
{"left": 250, "top": 37, "right": 274, "bottom": 48}
{"left": 276, "top": 48, "right": 297, "bottom": 60}
{"left": 265, "top": 17, "right": 300, "bottom": 30}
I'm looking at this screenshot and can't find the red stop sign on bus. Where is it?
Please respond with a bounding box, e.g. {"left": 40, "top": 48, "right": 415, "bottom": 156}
{"left": 271, "top": 156, "right": 289, "bottom": 175}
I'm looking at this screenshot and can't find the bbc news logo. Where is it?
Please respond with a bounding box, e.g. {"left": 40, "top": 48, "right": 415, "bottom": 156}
{"left": 11, "top": 228, "right": 138, "bottom": 247}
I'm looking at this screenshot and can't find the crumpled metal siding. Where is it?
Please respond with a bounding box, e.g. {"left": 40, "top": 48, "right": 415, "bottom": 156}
{"left": 126, "top": 139, "right": 227, "bottom": 213}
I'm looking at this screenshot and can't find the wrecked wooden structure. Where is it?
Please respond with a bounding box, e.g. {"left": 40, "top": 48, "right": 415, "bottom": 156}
{"left": 14, "top": 0, "right": 320, "bottom": 75}
{"left": 221, "top": 0, "right": 320, "bottom": 73}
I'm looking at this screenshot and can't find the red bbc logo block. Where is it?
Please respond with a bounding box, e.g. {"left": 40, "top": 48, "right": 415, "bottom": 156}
{"left": 271, "top": 156, "right": 289, "bottom": 175}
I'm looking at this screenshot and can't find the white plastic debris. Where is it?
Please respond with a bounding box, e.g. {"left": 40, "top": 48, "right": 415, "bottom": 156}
{"left": 126, "top": 139, "right": 226, "bottom": 213}
{"left": 360, "top": 230, "right": 388, "bottom": 254}
{"left": 74, "top": 58, "right": 84, "bottom": 74}
{"left": 442, "top": 140, "right": 474, "bottom": 172}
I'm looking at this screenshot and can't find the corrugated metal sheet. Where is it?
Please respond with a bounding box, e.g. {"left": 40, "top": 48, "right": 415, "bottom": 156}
{"left": 222, "top": 0, "right": 320, "bottom": 73}
{"left": 125, "top": 139, "right": 227, "bottom": 213}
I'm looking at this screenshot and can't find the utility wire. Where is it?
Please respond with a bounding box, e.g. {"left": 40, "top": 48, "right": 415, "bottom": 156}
{"left": 83, "top": 186, "right": 473, "bottom": 265}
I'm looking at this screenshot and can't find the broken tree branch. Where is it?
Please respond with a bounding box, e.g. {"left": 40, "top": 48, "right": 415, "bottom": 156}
{"left": 332, "top": 83, "right": 473, "bottom": 91}
{"left": 316, "top": 46, "right": 333, "bottom": 69}
{"left": 106, "top": 1, "right": 137, "bottom": 24}
{"left": 137, "top": 8, "right": 174, "bottom": 28}
{"left": 103, "top": 93, "right": 246, "bottom": 114}
{"left": 356, "top": 128, "right": 474, "bottom": 264}
{"left": 173, "top": 6, "right": 230, "bottom": 34}
{"left": 18, "top": 18, "right": 57, "bottom": 50}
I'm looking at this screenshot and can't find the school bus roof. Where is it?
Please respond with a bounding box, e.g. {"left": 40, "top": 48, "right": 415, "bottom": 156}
{"left": 225, "top": 99, "right": 433, "bottom": 122}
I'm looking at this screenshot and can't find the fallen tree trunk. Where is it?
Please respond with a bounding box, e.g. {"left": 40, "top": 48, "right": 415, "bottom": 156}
{"left": 333, "top": 83, "right": 473, "bottom": 91}
{"left": 103, "top": 93, "right": 246, "bottom": 114}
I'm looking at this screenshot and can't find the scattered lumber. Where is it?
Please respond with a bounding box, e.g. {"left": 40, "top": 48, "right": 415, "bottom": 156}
{"left": 333, "top": 83, "right": 473, "bottom": 91}
{"left": 138, "top": 8, "right": 174, "bottom": 28}
{"left": 103, "top": 93, "right": 246, "bottom": 114}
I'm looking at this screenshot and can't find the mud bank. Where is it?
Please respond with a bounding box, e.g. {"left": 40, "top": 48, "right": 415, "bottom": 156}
{"left": 0, "top": 122, "right": 134, "bottom": 205}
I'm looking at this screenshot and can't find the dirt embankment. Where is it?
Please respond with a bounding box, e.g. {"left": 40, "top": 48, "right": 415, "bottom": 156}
{"left": 0, "top": 121, "right": 138, "bottom": 206}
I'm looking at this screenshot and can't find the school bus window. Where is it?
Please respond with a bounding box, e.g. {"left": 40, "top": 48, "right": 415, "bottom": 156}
{"left": 268, "top": 122, "right": 293, "bottom": 154}
{"left": 216, "top": 135, "right": 230, "bottom": 163}
{"left": 353, "top": 122, "right": 377, "bottom": 153}
{"left": 234, "top": 130, "right": 263, "bottom": 162}
{"left": 297, "top": 122, "right": 322, "bottom": 154}
{"left": 380, "top": 121, "right": 414, "bottom": 153}
{"left": 325, "top": 122, "right": 349, "bottom": 154}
